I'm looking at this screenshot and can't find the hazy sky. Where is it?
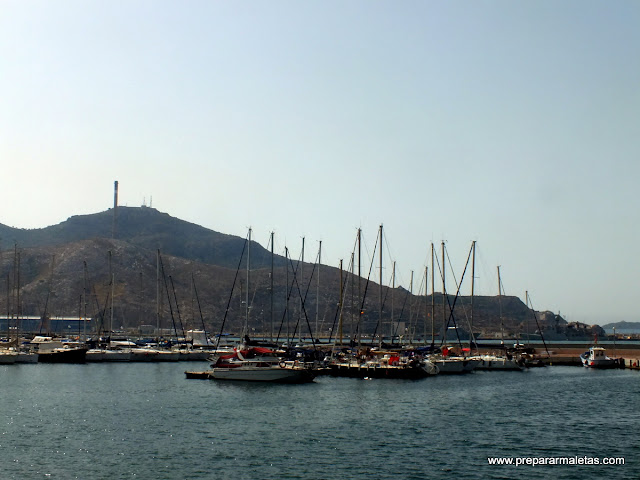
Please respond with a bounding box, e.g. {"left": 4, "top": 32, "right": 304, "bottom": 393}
{"left": 1, "top": 1, "right": 638, "bottom": 324}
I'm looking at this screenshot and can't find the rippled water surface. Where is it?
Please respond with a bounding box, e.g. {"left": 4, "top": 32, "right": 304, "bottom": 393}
{"left": 1, "top": 363, "right": 638, "bottom": 479}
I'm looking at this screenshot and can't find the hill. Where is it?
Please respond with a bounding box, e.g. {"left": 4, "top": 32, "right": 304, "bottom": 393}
{"left": 0, "top": 207, "right": 571, "bottom": 339}
{"left": 602, "top": 321, "right": 640, "bottom": 331}
{"left": 0, "top": 206, "right": 283, "bottom": 270}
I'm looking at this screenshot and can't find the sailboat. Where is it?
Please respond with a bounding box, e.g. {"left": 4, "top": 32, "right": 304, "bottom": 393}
{"left": 86, "top": 252, "right": 133, "bottom": 362}
{"left": 427, "top": 242, "right": 479, "bottom": 374}
{"left": 473, "top": 266, "right": 524, "bottom": 371}
{"left": 208, "top": 229, "right": 317, "bottom": 383}
{"left": 32, "top": 255, "right": 88, "bottom": 363}
{"left": 210, "top": 343, "right": 316, "bottom": 383}
{"left": 0, "top": 349, "right": 18, "bottom": 364}
{"left": 326, "top": 226, "right": 439, "bottom": 379}
{"left": 3, "top": 246, "right": 35, "bottom": 363}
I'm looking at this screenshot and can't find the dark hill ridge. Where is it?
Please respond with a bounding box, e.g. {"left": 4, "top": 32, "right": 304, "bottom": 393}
{"left": 602, "top": 321, "right": 640, "bottom": 330}
{"left": 0, "top": 206, "right": 284, "bottom": 270}
{"left": 0, "top": 207, "right": 572, "bottom": 337}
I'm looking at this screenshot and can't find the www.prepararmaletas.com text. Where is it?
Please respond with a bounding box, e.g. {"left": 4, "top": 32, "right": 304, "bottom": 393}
{"left": 487, "top": 456, "right": 625, "bottom": 466}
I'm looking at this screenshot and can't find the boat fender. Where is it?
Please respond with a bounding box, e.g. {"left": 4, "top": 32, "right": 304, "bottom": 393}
{"left": 279, "top": 361, "right": 286, "bottom": 368}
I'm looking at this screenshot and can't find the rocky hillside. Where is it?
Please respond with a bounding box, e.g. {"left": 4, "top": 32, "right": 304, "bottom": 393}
{"left": 0, "top": 207, "right": 570, "bottom": 339}
{"left": 0, "top": 206, "right": 281, "bottom": 270}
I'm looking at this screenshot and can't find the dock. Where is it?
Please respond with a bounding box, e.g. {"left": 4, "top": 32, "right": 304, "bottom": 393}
{"left": 622, "top": 357, "right": 640, "bottom": 370}
{"left": 532, "top": 346, "right": 640, "bottom": 369}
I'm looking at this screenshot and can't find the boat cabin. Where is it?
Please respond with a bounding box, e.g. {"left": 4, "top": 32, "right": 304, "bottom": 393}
{"left": 588, "top": 347, "right": 607, "bottom": 361}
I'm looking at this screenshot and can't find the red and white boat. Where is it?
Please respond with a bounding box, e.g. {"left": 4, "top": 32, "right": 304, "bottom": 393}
{"left": 210, "top": 346, "right": 316, "bottom": 383}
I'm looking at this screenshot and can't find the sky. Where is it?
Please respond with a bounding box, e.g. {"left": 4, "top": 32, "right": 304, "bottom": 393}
{"left": 1, "top": 1, "right": 638, "bottom": 324}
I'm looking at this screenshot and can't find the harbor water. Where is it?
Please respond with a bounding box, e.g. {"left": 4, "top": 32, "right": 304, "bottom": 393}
{"left": 1, "top": 362, "right": 638, "bottom": 479}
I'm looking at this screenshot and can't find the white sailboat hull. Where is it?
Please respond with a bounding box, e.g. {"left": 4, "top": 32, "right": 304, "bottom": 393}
{"left": 0, "top": 352, "right": 18, "bottom": 364}
{"left": 328, "top": 359, "right": 439, "bottom": 378}
{"left": 16, "top": 352, "right": 38, "bottom": 363}
{"left": 86, "top": 349, "right": 132, "bottom": 362}
{"left": 129, "top": 348, "right": 180, "bottom": 362}
{"left": 431, "top": 359, "right": 466, "bottom": 374}
{"left": 176, "top": 350, "right": 209, "bottom": 361}
{"left": 474, "top": 355, "right": 524, "bottom": 371}
{"left": 130, "top": 348, "right": 161, "bottom": 362}
{"left": 210, "top": 365, "right": 315, "bottom": 383}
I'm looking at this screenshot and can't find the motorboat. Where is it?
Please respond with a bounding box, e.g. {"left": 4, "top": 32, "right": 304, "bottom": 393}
{"left": 580, "top": 347, "right": 619, "bottom": 368}
{"left": 31, "top": 336, "right": 88, "bottom": 363}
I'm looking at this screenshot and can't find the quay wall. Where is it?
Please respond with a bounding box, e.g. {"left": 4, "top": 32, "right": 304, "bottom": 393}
{"left": 531, "top": 346, "right": 640, "bottom": 369}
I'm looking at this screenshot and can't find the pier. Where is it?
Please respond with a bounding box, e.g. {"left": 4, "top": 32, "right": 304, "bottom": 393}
{"left": 531, "top": 345, "right": 640, "bottom": 368}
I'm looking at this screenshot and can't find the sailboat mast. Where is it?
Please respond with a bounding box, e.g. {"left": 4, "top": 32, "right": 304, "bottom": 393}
{"left": 109, "top": 250, "right": 113, "bottom": 336}
{"left": 357, "top": 228, "right": 361, "bottom": 349}
{"left": 245, "top": 228, "right": 251, "bottom": 337}
{"left": 83, "top": 261, "right": 88, "bottom": 340}
{"left": 300, "top": 236, "right": 304, "bottom": 344}
{"left": 5, "top": 276, "right": 9, "bottom": 340}
{"left": 470, "top": 241, "right": 476, "bottom": 351}
{"left": 156, "top": 249, "right": 160, "bottom": 341}
{"left": 378, "top": 225, "right": 383, "bottom": 349}
{"left": 316, "top": 240, "right": 321, "bottom": 340}
{"left": 190, "top": 272, "right": 195, "bottom": 331}
{"left": 424, "top": 266, "right": 428, "bottom": 345}
{"left": 285, "top": 247, "right": 290, "bottom": 342}
{"left": 338, "top": 259, "right": 343, "bottom": 346}
{"left": 16, "top": 250, "right": 21, "bottom": 342}
{"left": 4, "top": 245, "right": 10, "bottom": 340}
{"left": 12, "top": 246, "right": 16, "bottom": 338}
{"left": 391, "top": 261, "right": 395, "bottom": 342}
{"left": 41, "top": 254, "right": 55, "bottom": 336}
{"left": 270, "top": 231, "right": 274, "bottom": 343}
{"left": 16, "top": 249, "right": 21, "bottom": 342}
{"left": 441, "top": 241, "right": 446, "bottom": 345}
{"left": 350, "top": 251, "right": 354, "bottom": 342}
{"left": 525, "top": 290, "right": 531, "bottom": 344}
{"left": 409, "top": 270, "right": 414, "bottom": 345}
{"left": 497, "top": 265, "right": 504, "bottom": 346}
{"left": 431, "top": 243, "right": 435, "bottom": 346}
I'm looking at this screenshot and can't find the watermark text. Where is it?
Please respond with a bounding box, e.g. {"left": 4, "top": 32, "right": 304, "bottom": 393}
{"left": 487, "top": 456, "right": 625, "bottom": 466}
